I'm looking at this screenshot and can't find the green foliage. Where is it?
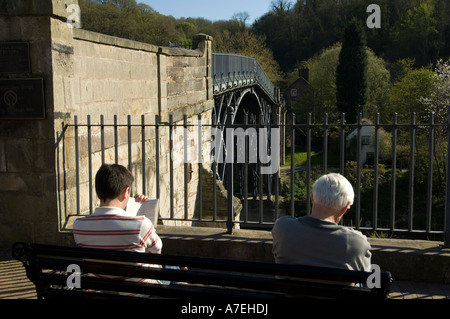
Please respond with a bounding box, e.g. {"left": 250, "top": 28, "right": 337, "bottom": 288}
{"left": 386, "top": 62, "right": 436, "bottom": 123}
{"left": 306, "top": 44, "right": 341, "bottom": 120}
{"left": 422, "top": 58, "right": 450, "bottom": 123}
{"left": 79, "top": 0, "right": 182, "bottom": 45}
{"left": 366, "top": 53, "right": 391, "bottom": 119}
{"left": 283, "top": 146, "right": 322, "bottom": 167}
{"left": 253, "top": 0, "right": 449, "bottom": 71}
{"left": 294, "top": 44, "right": 390, "bottom": 123}
{"left": 213, "top": 30, "right": 282, "bottom": 84}
{"left": 395, "top": 1, "right": 440, "bottom": 66}
{"left": 279, "top": 168, "right": 323, "bottom": 216}
{"left": 342, "top": 161, "right": 445, "bottom": 231}
{"left": 345, "top": 161, "right": 387, "bottom": 194}
{"left": 336, "top": 19, "right": 369, "bottom": 124}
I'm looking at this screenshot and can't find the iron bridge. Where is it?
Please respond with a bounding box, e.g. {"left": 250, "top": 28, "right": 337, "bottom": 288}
{"left": 211, "top": 52, "right": 282, "bottom": 206}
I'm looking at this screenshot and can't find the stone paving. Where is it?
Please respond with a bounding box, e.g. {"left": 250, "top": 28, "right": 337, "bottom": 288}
{"left": 1, "top": 255, "right": 449, "bottom": 300}
{"left": 389, "top": 280, "right": 450, "bottom": 299}
{"left": 0, "top": 259, "right": 37, "bottom": 299}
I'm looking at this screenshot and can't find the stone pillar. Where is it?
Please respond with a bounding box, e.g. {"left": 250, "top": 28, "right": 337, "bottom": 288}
{"left": 193, "top": 33, "right": 213, "bottom": 101}
{"left": 0, "top": 0, "right": 77, "bottom": 247}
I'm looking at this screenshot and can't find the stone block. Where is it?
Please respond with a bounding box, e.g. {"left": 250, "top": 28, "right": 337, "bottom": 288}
{"left": 93, "top": 79, "right": 107, "bottom": 101}
{"left": 0, "top": 221, "right": 33, "bottom": 248}
{"left": 93, "top": 60, "right": 108, "bottom": 80}
{"left": 193, "top": 167, "right": 241, "bottom": 229}
{"left": 131, "top": 63, "right": 151, "bottom": 80}
{"left": 80, "top": 79, "right": 93, "bottom": 103}
{"left": 5, "top": 139, "right": 54, "bottom": 173}
{"left": 32, "top": 222, "right": 61, "bottom": 245}
{"left": 167, "top": 67, "right": 185, "bottom": 82}
{"left": 63, "top": 76, "right": 80, "bottom": 107}
{"left": 0, "top": 16, "right": 21, "bottom": 40}
{"left": 167, "top": 82, "right": 185, "bottom": 97}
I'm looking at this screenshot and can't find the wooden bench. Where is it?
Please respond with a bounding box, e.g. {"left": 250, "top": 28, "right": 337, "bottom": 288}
{"left": 11, "top": 242, "right": 392, "bottom": 300}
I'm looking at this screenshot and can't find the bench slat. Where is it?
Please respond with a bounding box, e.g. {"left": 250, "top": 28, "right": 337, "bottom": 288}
{"left": 40, "top": 272, "right": 285, "bottom": 299}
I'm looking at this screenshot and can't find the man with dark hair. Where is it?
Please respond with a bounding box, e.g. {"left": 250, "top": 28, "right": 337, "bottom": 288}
{"left": 94, "top": 163, "right": 134, "bottom": 203}
{"left": 73, "top": 163, "right": 162, "bottom": 254}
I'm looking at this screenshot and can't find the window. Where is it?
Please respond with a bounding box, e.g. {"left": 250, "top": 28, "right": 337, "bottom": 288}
{"left": 362, "top": 136, "right": 370, "bottom": 145}
{"left": 291, "top": 89, "right": 297, "bottom": 97}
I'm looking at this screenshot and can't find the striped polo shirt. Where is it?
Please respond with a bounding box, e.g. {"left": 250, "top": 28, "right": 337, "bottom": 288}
{"left": 73, "top": 206, "right": 162, "bottom": 253}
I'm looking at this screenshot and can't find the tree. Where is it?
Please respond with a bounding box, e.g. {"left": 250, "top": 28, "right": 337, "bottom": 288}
{"left": 386, "top": 60, "right": 436, "bottom": 123}
{"left": 270, "top": 0, "right": 293, "bottom": 15}
{"left": 422, "top": 58, "right": 450, "bottom": 123}
{"left": 307, "top": 44, "right": 342, "bottom": 119}
{"left": 79, "top": 0, "right": 184, "bottom": 46}
{"left": 366, "top": 50, "right": 391, "bottom": 119}
{"left": 396, "top": 1, "right": 440, "bottom": 66}
{"left": 232, "top": 12, "right": 250, "bottom": 29}
{"left": 176, "top": 21, "right": 197, "bottom": 42}
{"left": 336, "top": 18, "right": 368, "bottom": 124}
{"left": 213, "top": 30, "right": 282, "bottom": 84}
{"left": 295, "top": 43, "right": 390, "bottom": 122}
{"left": 421, "top": 58, "right": 450, "bottom": 190}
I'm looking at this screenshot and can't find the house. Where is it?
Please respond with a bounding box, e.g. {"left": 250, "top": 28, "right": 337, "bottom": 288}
{"left": 346, "top": 119, "right": 376, "bottom": 164}
{"left": 282, "top": 68, "right": 315, "bottom": 148}
{"left": 283, "top": 68, "right": 314, "bottom": 114}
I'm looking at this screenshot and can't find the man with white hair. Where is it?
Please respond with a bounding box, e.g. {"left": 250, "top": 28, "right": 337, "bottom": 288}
{"left": 272, "top": 173, "right": 371, "bottom": 271}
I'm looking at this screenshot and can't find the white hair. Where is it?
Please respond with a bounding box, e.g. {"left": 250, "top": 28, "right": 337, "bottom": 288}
{"left": 312, "top": 173, "right": 354, "bottom": 210}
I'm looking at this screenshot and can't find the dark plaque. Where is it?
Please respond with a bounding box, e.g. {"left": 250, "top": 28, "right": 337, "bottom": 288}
{"left": 0, "top": 42, "right": 31, "bottom": 74}
{"left": 0, "top": 78, "right": 45, "bottom": 119}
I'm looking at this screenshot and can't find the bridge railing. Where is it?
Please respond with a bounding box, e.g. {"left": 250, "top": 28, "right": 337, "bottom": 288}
{"left": 56, "top": 110, "right": 450, "bottom": 246}
{"left": 212, "top": 52, "right": 275, "bottom": 101}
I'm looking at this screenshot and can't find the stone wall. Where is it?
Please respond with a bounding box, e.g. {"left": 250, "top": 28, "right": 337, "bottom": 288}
{"left": 0, "top": 0, "right": 215, "bottom": 248}
{"left": 0, "top": 3, "right": 58, "bottom": 247}
{"left": 55, "top": 27, "right": 214, "bottom": 230}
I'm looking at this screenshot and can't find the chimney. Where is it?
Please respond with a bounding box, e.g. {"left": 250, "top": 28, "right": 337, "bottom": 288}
{"left": 299, "top": 68, "right": 309, "bottom": 82}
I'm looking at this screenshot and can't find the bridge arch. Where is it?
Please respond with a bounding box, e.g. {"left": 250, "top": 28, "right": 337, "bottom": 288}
{"left": 211, "top": 52, "right": 278, "bottom": 128}
{"left": 213, "top": 87, "right": 267, "bottom": 126}
{"left": 210, "top": 52, "right": 283, "bottom": 208}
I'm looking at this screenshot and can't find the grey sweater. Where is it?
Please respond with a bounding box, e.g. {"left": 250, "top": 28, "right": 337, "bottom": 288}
{"left": 272, "top": 216, "right": 372, "bottom": 271}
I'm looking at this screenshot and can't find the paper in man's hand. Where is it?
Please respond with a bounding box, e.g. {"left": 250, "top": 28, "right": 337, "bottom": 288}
{"left": 126, "top": 198, "right": 159, "bottom": 226}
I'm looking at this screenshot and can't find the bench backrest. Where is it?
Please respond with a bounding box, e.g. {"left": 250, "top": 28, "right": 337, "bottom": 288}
{"left": 11, "top": 242, "right": 392, "bottom": 299}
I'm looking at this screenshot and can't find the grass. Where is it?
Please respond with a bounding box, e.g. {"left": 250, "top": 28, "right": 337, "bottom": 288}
{"left": 283, "top": 146, "right": 324, "bottom": 167}
{"left": 283, "top": 143, "right": 343, "bottom": 169}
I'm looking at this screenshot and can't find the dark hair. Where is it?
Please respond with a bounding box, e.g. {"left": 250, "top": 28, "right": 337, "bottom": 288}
{"left": 95, "top": 164, "right": 134, "bottom": 201}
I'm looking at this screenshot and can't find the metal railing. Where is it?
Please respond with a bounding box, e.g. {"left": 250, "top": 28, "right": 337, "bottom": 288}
{"left": 211, "top": 52, "right": 275, "bottom": 101}
{"left": 168, "top": 42, "right": 192, "bottom": 49}
{"left": 287, "top": 112, "right": 449, "bottom": 241}
{"left": 56, "top": 110, "right": 450, "bottom": 246}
